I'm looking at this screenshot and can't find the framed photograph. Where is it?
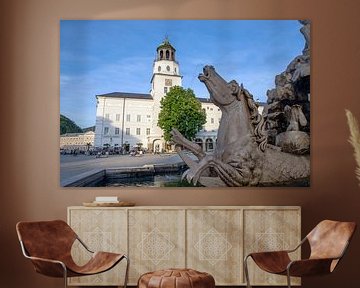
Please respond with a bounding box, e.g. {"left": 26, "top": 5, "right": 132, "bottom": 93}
{"left": 60, "top": 20, "right": 310, "bottom": 187}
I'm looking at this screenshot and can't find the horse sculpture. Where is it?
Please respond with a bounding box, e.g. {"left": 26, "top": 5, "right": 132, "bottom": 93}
{"left": 171, "top": 66, "right": 310, "bottom": 187}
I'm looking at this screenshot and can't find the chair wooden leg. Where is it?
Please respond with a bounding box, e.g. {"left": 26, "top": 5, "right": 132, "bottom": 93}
{"left": 244, "top": 255, "right": 252, "bottom": 288}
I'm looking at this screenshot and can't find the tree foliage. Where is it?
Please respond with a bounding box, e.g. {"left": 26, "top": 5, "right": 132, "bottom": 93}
{"left": 60, "top": 114, "right": 83, "bottom": 135}
{"left": 158, "top": 86, "right": 206, "bottom": 141}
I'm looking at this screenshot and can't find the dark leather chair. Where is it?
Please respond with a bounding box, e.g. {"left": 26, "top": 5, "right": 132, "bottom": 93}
{"left": 16, "top": 220, "right": 129, "bottom": 288}
{"left": 244, "top": 220, "right": 356, "bottom": 288}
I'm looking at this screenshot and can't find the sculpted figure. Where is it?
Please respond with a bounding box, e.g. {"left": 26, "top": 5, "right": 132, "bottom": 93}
{"left": 299, "top": 20, "right": 310, "bottom": 54}
{"left": 284, "top": 104, "right": 307, "bottom": 131}
{"left": 172, "top": 66, "right": 310, "bottom": 186}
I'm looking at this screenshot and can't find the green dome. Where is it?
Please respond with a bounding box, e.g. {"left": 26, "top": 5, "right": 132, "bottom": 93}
{"left": 157, "top": 37, "right": 176, "bottom": 51}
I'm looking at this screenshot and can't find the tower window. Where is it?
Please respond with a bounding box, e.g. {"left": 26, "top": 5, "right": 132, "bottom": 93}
{"left": 158, "top": 66, "right": 161, "bottom": 72}
{"left": 166, "top": 50, "right": 170, "bottom": 59}
{"left": 166, "top": 65, "right": 170, "bottom": 72}
{"left": 160, "top": 50, "right": 163, "bottom": 59}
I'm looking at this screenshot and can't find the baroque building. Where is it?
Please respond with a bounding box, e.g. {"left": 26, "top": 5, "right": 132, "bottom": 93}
{"left": 94, "top": 38, "right": 257, "bottom": 153}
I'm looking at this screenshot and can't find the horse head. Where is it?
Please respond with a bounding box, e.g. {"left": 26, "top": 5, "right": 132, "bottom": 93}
{"left": 198, "top": 65, "right": 241, "bottom": 107}
{"left": 199, "top": 65, "right": 267, "bottom": 152}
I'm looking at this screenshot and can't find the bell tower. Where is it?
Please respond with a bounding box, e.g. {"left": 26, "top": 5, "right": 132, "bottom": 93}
{"left": 151, "top": 37, "right": 182, "bottom": 97}
{"left": 149, "top": 37, "right": 182, "bottom": 149}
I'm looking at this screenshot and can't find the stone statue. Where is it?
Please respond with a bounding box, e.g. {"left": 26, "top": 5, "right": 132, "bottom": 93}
{"left": 263, "top": 21, "right": 310, "bottom": 147}
{"left": 299, "top": 20, "right": 310, "bottom": 55}
{"left": 275, "top": 104, "right": 310, "bottom": 155}
{"left": 284, "top": 104, "right": 307, "bottom": 131}
{"left": 172, "top": 22, "right": 310, "bottom": 186}
{"left": 171, "top": 66, "right": 310, "bottom": 187}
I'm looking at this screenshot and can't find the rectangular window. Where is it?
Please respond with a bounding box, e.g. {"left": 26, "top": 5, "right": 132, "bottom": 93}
{"left": 105, "top": 113, "right": 110, "bottom": 119}
{"left": 136, "top": 128, "right": 141, "bottom": 135}
{"left": 126, "top": 114, "right": 131, "bottom": 122}
{"left": 115, "top": 128, "right": 120, "bottom": 135}
{"left": 211, "top": 118, "right": 214, "bottom": 124}
{"left": 164, "top": 87, "right": 168, "bottom": 94}
{"left": 146, "top": 128, "right": 151, "bottom": 135}
{"left": 104, "top": 127, "right": 109, "bottom": 135}
{"left": 137, "top": 115, "right": 141, "bottom": 122}
{"left": 125, "top": 128, "right": 130, "bottom": 135}
{"left": 116, "top": 114, "right": 120, "bottom": 121}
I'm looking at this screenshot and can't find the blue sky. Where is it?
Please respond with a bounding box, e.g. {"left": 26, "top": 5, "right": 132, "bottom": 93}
{"left": 60, "top": 20, "right": 304, "bottom": 128}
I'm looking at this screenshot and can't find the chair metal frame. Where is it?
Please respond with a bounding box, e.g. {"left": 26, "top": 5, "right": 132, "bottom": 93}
{"left": 17, "top": 222, "right": 129, "bottom": 288}
{"left": 244, "top": 222, "right": 354, "bottom": 288}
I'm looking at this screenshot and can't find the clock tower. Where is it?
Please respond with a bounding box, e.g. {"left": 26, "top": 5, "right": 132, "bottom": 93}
{"left": 149, "top": 37, "right": 182, "bottom": 151}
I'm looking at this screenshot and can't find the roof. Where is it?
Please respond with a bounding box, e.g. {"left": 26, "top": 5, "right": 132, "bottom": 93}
{"left": 61, "top": 131, "right": 95, "bottom": 137}
{"left": 96, "top": 92, "right": 153, "bottom": 100}
{"left": 197, "top": 97, "right": 212, "bottom": 103}
{"left": 157, "top": 37, "right": 176, "bottom": 51}
{"left": 61, "top": 133, "right": 82, "bottom": 137}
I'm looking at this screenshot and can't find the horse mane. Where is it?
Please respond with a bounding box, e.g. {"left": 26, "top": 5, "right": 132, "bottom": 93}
{"left": 239, "top": 84, "right": 267, "bottom": 152}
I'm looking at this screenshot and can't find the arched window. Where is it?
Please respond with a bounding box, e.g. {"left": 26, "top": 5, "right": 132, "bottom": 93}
{"left": 205, "top": 138, "right": 214, "bottom": 152}
{"left": 171, "top": 51, "right": 174, "bottom": 60}
{"left": 195, "top": 138, "right": 203, "bottom": 148}
{"left": 160, "top": 50, "right": 163, "bottom": 59}
{"left": 166, "top": 50, "right": 170, "bottom": 59}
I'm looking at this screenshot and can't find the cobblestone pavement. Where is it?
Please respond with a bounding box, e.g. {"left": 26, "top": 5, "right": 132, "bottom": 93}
{"left": 60, "top": 153, "right": 183, "bottom": 183}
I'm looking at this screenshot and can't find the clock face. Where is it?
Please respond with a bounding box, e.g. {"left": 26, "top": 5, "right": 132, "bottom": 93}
{"left": 166, "top": 65, "right": 170, "bottom": 71}
{"left": 165, "top": 79, "right": 172, "bottom": 86}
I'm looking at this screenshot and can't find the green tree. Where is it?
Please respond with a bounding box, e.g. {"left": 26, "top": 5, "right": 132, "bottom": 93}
{"left": 60, "top": 114, "right": 83, "bottom": 135}
{"left": 158, "top": 86, "right": 206, "bottom": 141}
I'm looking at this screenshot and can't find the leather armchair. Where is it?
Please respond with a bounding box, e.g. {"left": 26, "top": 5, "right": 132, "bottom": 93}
{"left": 16, "top": 220, "right": 129, "bottom": 288}
{"left": 244, "top": 220, "right": 356, "bottom": 288}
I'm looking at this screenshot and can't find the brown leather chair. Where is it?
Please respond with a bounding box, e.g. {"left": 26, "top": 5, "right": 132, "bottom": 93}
{"left": 16, "top": 220, "right": 129, "bottom": 288}
{"left": 244, "top": 220, "right": 356, "bottom": 288}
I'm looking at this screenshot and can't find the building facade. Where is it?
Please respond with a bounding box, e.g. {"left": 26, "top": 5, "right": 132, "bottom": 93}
{"left": 60, "top": 131, "right": 95, "bottom": 152}
{"left": 94, "top": 38, "right": 259, "bottom": 153}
